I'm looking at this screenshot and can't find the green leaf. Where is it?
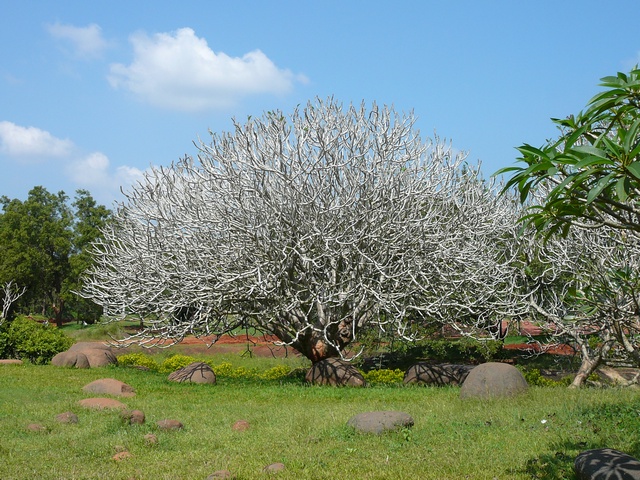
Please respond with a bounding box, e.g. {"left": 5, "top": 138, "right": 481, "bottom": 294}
{"left": 586, "top": 172, "right": 615, "bottom": 204}
{"left": 572, "top": 145, "right": 608, "bottom": 159}
{"left": 615, "top": 176, "right": 629, "bottom": 202}
{"left": 626, "top": 162, "right": 640, "bottom": 181}
{"left": 574, "top": 155, "right": 614, "bottom": 169}
{"left": 623, "top": 117, "right": 640, "bottom": 154}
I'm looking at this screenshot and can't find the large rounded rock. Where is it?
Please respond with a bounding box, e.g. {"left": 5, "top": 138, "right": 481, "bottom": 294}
{"left": 51, "top": 351, "right": 90, "bottom": 368}
{"left": 82, "top": 378, "right": 135, "bottom": 397}
{"left": 404, "top": 362, "right": 474, "bottom": 386}
{"left": 575, "top": 448, "right": 640, "bottom": 480}
{"left": 305, "top": 358, "right": 365, "bottom": 387}
{"left": 52, "top": 342, "right": 116, "bottom": 368}
{"left": 167, "top": 361, "right": 216, "bottom": 384}
{"left": 347, "top": 411, "right": 414, "bottom": 434}
{"left": 460, "top": 362, "right": 528, "bottom": 399}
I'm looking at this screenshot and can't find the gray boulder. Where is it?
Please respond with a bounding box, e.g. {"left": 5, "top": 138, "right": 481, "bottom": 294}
{"left": 404, "top": 362, "right": 474, "bottom": 386}
{"left": 575, "top": 448, "right": 640, "bottom": 480}
{"left": 305, "top": 358, "right": 365, "bottom": 387}
{"left": 168, "top": 361, "right": 216, "bottom": 384}
{"left": 460, "top": 362, "right": 528, "bottom": 399}
{"left": 347, "top": 411, "right": 414, "bottom": 434}
{"left": 52, "top": 342, "right": 116, "bottom": 368}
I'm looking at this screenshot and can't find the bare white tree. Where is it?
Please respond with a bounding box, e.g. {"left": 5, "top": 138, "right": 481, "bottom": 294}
{"left": 1, "top": 281, "right": 26, "bottom": 325}
{"left": 81, "top": 99, "right": 525, "bottom": 361}
{"left": 521, "top": 223, "right": 640, "bottom": 387}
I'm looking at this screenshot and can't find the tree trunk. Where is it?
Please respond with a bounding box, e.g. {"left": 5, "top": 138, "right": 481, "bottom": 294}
{"left": 53, "top": 300, "right": 64, "bottom": 328}
{"left": 569, "top": 355, "right": 600, "bottom": 388}
{"left": 270, "top": 323, "right": 354, "bottom": 363}
{"left": 290, "top": 331, "right": 341, "bottom": 363}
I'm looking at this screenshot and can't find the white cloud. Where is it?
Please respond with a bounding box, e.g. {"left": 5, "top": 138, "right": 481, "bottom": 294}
{"left": 47, "top": 22, "right": 109, "bottom": 59}
{"left": 108, "top": 27, "right": 307, "bottom": 111}
{"left": 68, "top": 152, "right": 145, "bottom": 193}
{"left": 0, "top": 121, "right": 74, "bottom": 158}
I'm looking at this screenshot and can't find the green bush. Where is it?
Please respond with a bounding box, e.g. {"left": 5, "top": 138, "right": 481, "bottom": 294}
{"left": 407, "top": 337, "right": 504, "bottom": 363}
{"left": 116, "top": 352, "right": 159, "bottom": 371}
{"left": 3, "top": 316, "right": 73, "bottom": 364}
{"left": 362, "top": 368, "right": 404, "bottom": 385}
{"left": 518, "top": 367, "right": 573, "bottom": 387}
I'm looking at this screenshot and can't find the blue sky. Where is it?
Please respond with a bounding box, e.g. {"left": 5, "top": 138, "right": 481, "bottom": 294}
{"left": 1, "top": 1, "right": 639, "bottom": 207}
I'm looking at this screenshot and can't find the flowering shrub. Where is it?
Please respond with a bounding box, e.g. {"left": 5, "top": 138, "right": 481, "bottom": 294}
{"left": 116, "top": 353, "right": 159, "bottom": 371}
{"left": 115, "top": 353, "right": 298, "bottom": 382}
{"left": 362, "top": 368, "right": 404, "bottom": 385}
{"left": 258, "top": 364, "right": 292, "bottom": 380}
{"left": 159, "top": 354, "right": 198, "bottom": 373}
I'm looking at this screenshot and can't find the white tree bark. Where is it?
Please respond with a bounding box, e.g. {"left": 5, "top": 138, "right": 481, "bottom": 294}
{"left": 522, "top": 221, "right": 640, "bottom": 386}
{"left": 81, "top": 99, "right": 525, "bottom": 361}
{"left": 0, "top": 280, "right": 26, "bottom": 325}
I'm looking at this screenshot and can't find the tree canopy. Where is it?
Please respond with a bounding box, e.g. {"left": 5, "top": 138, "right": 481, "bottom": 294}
{"left": 498, "top": 67, "right": 640, "bottom": 237}
{"left": 498, "top": 67, "right": 640, "bottom": 386}
{"left": 82, "top": 98, "right": 524, "bottom": 361}
{"left": 0, "top": 187, "right": 111, "bottom": 324}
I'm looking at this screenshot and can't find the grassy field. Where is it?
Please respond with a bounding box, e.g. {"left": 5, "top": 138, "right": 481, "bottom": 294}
{"left": 2, "top": 357, "right": 640, "bottom": 480}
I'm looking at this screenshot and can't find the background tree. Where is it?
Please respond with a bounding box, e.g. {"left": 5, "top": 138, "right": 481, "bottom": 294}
{"left": 0, "top": 281, "right": 26, "bottom": 325}
{"left": 0, "top": 187, "right": 73, "bottom": 326}
{"left": 521, "top": 224, "right": 640, "bottom": 387}
{"left": 498, "top": 68, "right": 640, "bottom": 386}
{"left": 0, "top": 187, "right": 111, "bottom": 325}
{"left": 64, "top": 190, "right": 113, "bottom": 322}
{"left": 82, "top": 98, "right": 525, "bottom": 362}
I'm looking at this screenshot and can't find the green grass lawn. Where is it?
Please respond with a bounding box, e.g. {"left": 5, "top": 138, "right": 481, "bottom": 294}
{"left": 2, "top": 361, "right": 640, "bottom": 479}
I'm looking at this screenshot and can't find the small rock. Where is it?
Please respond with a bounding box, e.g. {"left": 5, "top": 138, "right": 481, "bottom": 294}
{"left": 78, "top": 397, "right": 127, "bottom": 410}
{"left": 168, "top": 361, "right": 216, "bottom": 384}
{"left": 0, "top": 359, "right": 23, "bottom": 365}
{"left": 121, "top": 409, "right": 145, "bottom": 425}
{"left": 26, "top": 423, "right": 47, "bottom": 432}
{"left": 206, "top": 470, "right": 236, "bottom": 479}
{"left": 347, "top": 411, "right": 414, "bottom": 434}
{"left": 263, "top": 463, "right": 286, "bottom": 473}
{"left": 574, "top": 448, "right": 640, "bottom": 480}
{"left": 232, "top": 420, "right": 250, "bottom": 432}
{"left": 82, "top": 378, "right": 135, "bottom": 397}
{"left": 157, "top": 419, "right": 183, "bottom": 430}
{"left": 112, "top": 451, "right": 132, "bottom": 461}
{"left": 55, "top": 412, "right": 78, "bottom": 424}
{"left": 143, "top": 433, "right": 158, "bottom": 445}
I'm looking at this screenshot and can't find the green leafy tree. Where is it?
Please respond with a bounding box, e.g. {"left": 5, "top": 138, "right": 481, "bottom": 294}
{"left": 498, "top": 67, "right": 640, "bottom": 236}
{"left": 64, "top": 190, "right": 112, "bottom": 322}
{"left": 498, "top": 68, "right": 640, "bottom": 386}
{"left": 0, "top": 187, "right": 73, "bottom": 325}
{"left": 0, "top": 187, "right": 111, "bottom": 325}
